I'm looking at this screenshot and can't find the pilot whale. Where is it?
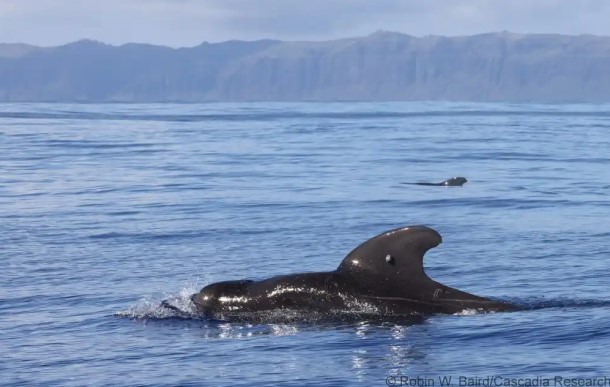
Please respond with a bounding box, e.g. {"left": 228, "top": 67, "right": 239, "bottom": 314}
{"left": 189, "top": 226, "right": 516, "bottom": 321}
{"left": 402, "top": 177, "right": 467, "bottom": 186}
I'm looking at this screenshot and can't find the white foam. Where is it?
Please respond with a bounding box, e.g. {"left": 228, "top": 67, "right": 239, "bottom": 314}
{"left": 115, "top": 297, "right": 177, "bottom": 319}
{"left": 115, "top": 282, "right": 200, "bottom": 319}
{"left": 453, "top": 308, "right": 486, "bottom": 316}
{"left": 270, "top": 324, "right": 299, "bottom": 336}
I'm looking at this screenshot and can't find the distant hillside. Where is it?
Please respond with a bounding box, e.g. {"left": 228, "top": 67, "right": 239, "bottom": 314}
{"left": 1, "top": 32, "right": 610, "bottom": 102}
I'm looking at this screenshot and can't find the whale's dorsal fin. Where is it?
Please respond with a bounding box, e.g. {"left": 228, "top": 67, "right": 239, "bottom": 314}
{"left": 336, "top": 226, "right": 442, "bottom": 293}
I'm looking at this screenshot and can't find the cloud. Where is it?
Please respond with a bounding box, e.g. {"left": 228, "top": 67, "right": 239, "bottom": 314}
{"left": 1, "top": 0, "right": 609, "bottom": 47}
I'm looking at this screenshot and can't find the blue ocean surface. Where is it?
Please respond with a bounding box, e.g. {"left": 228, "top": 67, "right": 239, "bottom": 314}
{"left": 1, "top": 102, "right": 609, "bottom": 386}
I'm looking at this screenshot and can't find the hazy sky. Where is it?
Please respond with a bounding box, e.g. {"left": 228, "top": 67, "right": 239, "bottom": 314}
{"left": 1, "top": 0, "right": 609, "bottom": 47}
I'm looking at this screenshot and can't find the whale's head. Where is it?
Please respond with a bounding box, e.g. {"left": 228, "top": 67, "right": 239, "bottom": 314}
{"left": 191, "top": 280, "right": 253, "bottom": 315}
{"left": 443, "top": 177, "right": 467, "bottom": 186}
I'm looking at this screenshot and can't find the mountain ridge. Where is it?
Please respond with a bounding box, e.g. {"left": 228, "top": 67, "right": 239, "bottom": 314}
{"left": 1, "top": 31, "right": 609, "bottom": 102}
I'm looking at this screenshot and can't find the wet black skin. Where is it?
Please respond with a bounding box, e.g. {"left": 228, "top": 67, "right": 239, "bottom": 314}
{"left": 402, "top": 177, "right": 468, "bottom": 186}
{"left": 190, "top": 226, "right": 516, "bottom": 320}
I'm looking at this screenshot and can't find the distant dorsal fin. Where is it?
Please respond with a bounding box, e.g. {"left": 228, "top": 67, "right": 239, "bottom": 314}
{"left": 336, "top": 226, "right": 442, "bottom": 289}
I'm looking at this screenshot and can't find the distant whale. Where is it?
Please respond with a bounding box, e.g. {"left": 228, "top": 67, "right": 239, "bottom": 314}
{"left": 402, "top": 177, "right": 467, "bottom": 186}
{"left": 188, "top": 226, "right": 515, "bottom": 321}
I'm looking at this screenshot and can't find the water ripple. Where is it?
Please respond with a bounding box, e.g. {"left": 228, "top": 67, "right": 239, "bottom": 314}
{"left": 2, "top": 102, "right": 610, "bottom": 385}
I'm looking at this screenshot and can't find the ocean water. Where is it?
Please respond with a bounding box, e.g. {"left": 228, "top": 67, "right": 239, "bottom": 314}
{"left": 1, "top": 102, "right": 609, "bottom": 386}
